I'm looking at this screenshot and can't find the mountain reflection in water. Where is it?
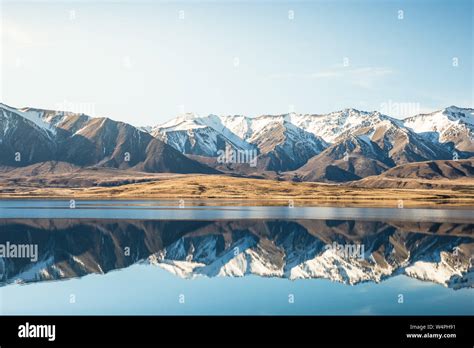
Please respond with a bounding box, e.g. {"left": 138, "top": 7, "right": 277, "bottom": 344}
{"left": 0, "top": 218, "right": 472, "bottom": 290}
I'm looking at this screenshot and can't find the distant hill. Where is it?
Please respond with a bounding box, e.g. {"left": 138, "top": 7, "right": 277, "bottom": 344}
{"left": 350, "top": 159, "right": 474, "bottom": 189}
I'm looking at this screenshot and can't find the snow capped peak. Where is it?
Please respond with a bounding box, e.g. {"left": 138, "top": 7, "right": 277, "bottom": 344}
{"left": 402, "top": 106, "right": 474, "bottom": 152}
{"left": 444, "top": 105, "right": 471, "bottom": 113}
{"left": 156, "top": 113, "right": 204, "bottom": 131}
{"left": 170, "top": 112, "right": 199, "bottom": 122}
{"left": 442, "top": 106, "right": 474, "bottom": 125}
{"left": 0, "top": 103, "right": 57, "bottom": 135}
{"left": 334, "top": 108, "right": 371, "bottom": 117}
{"left": 137, "top": 125, "right": 152, "bottom": 133}
{"left": 180, "top": 112, "right": 199, "bottom": 120}
{"left": 0, "top": 102, "right": 14, "bottom": 109}
{"left": 152, "top": 107, "right": 415, "bottom": 146}
{"left": 405, "top": 106, "right": 474, "bottom": 130}
{"left": 342, "top": 107, "right": 362, "bottom": 114}
{"left": 144, "top": 223, "right": 472, "bottom": 288}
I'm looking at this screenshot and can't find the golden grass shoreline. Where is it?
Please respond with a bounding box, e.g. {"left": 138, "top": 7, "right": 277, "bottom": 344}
{"left": 1, "top": 174, "right": 474, "bottom": 208}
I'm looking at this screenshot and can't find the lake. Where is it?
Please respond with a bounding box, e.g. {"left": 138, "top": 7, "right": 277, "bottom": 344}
{"left": 0, "top": 200, "right": 473, "bottom": 315}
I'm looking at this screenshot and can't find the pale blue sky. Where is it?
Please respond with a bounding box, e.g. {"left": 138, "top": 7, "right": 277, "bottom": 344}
{"left": 1, "top": 0, "right": 473, "bottom": 125}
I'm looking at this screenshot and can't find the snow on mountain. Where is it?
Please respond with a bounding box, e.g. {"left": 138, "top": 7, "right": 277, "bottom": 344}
{"left": 141, "top": 106, "right": 472, "bottom": 178}
{"left": 0, "top": 104, "right": 60, "bottom": 165}
{"left": 288, "top": 247, "right": 393, "bottom": 284}
{"left": 147, "top": 227, "right": 473, "bottom": 288}
{"left": 152, "top": 113, "right": 255, "bottom": 157}
{"left": 144, "top": 219, "right": 474, "bottom": 287}
{"left": 404, "top": 106, "right": 474, "bottom": 152}
{"left": 0, "top": 104, "right": 218, "bottom": 173}
{"left": 2, "top": 219, "right": 472, "bottom": 290}
{"left": 7, "top": 256, "right": 56, "bottom": 284}
{"left": 2, "top": 101, "right": 472, "bottom": 179}
{"left": 1, "top": 103, "right": 56, "bottom": 137}
{"left": 291, "top": 109, "right": 393, "bottom": 143}
{"left": 152, "top": 109, "right": 400, "bottom": 154}
{"left": 132, "top": 106, "right": 474, "bottom": 161}
{"left": 214, "top": 110, "right": 386, "bottom": 144}
{"left": 405, "top": 106, "right": 474, "bottom": 133}
{"left": 213, "top": 109, "right": 390, "bottom": 144}
{"left": 292, "top": 123, "right": 455, "bottom": 183}
{"left": 151, "top": 110, "right": 389, "bottom": 171}
{"left": 215, "top": 115, "right": 253, "bottom": 139}
{"left": 246, "top": 121, "right": 328, "bottom": 171}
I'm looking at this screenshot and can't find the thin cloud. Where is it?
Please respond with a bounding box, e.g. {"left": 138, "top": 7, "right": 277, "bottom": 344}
{"left": 310, "top": 71, "right": 343, "bottom": 78}
{"left": 269, "top": 66, "right": 394, "bottom": 89}
{"left": 348, "top": 67, "right": 394, "bottom": 88}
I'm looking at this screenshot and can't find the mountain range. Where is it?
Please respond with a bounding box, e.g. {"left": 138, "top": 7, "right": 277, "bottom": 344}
{"left": 0, "top": 104, "right": 216, "bottom": 174}
{"left": 1, "top": 103, "right": 473, "bottom": 183}
{"left": 1, "top": 218, "right": 472, "bottom": 289}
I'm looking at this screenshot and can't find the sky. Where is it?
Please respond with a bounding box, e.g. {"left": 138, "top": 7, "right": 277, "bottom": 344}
{"left": 1, "top": 0, "right": 473, "bottom": 126}
{"left": 2, "top": 263, "right": 473, "bottom": 315}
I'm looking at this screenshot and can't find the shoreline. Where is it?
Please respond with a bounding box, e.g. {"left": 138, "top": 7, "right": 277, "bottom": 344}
{"left": 1, "top": 195, "right": 474, "bottom": 209}
{"left": 2, "top": 175, "right": 474, "bottom": 208}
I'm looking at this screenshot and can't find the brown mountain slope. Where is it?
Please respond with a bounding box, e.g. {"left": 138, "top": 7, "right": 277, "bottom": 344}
{"left": 351, "top": 159, "right": 474, "bottom": 189}
{"left": 0, "top": 104, "right": 218, "bottom": 175}
{"left": 0, "top": 161, "right": 190, "bottom": 188}
{"left": 288, "top": 136, "right": 391, "bottom": 182}
{"left": 380, "top": 159, "right": 474, "bottom": 179}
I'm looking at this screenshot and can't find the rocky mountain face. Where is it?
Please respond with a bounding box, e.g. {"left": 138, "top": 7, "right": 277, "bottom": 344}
{"left": 152, "top": 113, "right": 328, "bottom": 172}
{"left": 404, "top": 106, "right": 474, "bottom": 154}
{"left": 0, "top": 105, "right": 57, "bottom": 166}
{"left": 248, "top": 121, "right": 328, "bottom": 171}
{"left": 152, "top": 114, "right": 255, "bottom": 157}
{"left": 292, "top": 135, "right": 393, "bottom": 182}
{"left": 150, "top": 220, "right": 473, "bottom": 288}
{"left": 1, "top": 218, "right": 472, "bottom": 289}
{"left": 0, "top": 104, "right": 217, "bottom": 174}
{"left": 1, "top": 102, "right": 473, "bottom": 182}
{"left": 149, "top": 107, "right": 472, "bottom": 181}
{"left": 291, "top": 114, "right": 455, "bottom": 182}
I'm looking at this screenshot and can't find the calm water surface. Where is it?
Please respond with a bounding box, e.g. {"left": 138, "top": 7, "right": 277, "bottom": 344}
{"left": 0, "top": 200, "right": 472, "bottom": 315}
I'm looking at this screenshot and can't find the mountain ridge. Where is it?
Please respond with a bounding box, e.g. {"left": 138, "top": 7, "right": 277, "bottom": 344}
{"left": 0, "top": 103, "right": 218, "bottom": 175}
{"left": 1, "top": 218, "right": 472, "bottom": 289}
{"left": 1, "top": 102, "right": 472, "bottom": 183}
